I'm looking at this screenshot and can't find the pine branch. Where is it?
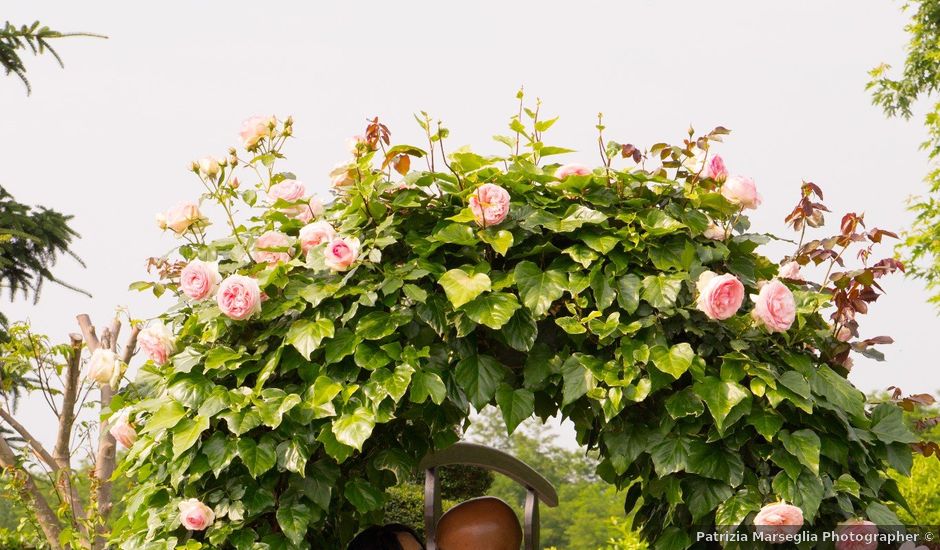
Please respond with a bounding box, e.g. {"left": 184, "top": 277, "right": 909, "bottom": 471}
{"left": 1, "top": 20, "right": 106, "bottom": 95}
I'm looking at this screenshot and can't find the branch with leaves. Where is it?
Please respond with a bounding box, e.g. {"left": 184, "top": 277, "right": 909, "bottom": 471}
{"left": 1, "top": 21, "right": 105, "bottom": 95}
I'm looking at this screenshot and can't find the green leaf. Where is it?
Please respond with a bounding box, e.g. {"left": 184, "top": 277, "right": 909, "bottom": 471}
{"left": 590, "top": 264, "right": 617, "bottom": 310}
{"left": 324, "top": 328, "right": 359, "bottom": 364}
{"left": 258, "top": 390, "right": 301, "bottom": 429}
{"left": 276, "top": 437, "right": 310, "bottom": 476}
{"left": 410, "top": 371, "right": 446, "bottom": 404}
{"left": 555, "top": 316, "right": 586, "bottom": 334}
{"left": 219, "top": 408, "right": 262, "bottom": 435}
{"left": 811, "top": 366, "right": 866, "bottom": 420}
{"left": 649, "top": 435, "right": 691, "bottom": 476}
{"left": 870, "top": 403, "right": 917, "bottom": 444}
{"left": 344, "top": 479, "right": 387, "bottom": 513}
{"left": 687, "top": 440, "right": 744, "bottom": 486}
{"left": 276, "top": 501, "right": 311, "bottom": 546}
{"left": 513, "top": 261, "right": 567, "bottom": 317}
{"left": 438, "top": 269, "right": 491, "bottom": 308}
{"left": 650, "top": 343, "right": 694, "bottom": 379}
{"left": 748, "top": 407, "right": 784, "bottom": 442}
{"left": 142, "top": 400, "right": 187, "bottom": 434}
{"left": 477, "top": 228, "right": 514, "bottom": 255}
{"left": 202, "top": 432, "right": 238, "bottom": 477}
{"left": 237, "top": 436, "right": 277, "bottom": 477}
{"left": 171, "top": 415, "right": 210, "bottom": 459}
{"left": 561, "top": 355, "right": 595, "bottom": 405}
{"left": 665, "top": 388, "right": 705, "bottom": 419}
{"left": 356, "top": 310, "right": 413, "bottom": 341}
{"left": 461, "top": 292, "right": 520, "bottom": 329}
{"left": 616, "top": 274, "right": 641, "bottom": 314}
{"left": 455, "top": 355, "right": 505, "bottom": 409}
{"left": 580, "top": 232, "right": 619, "bottom": 254}
{"left": 641, "top": 274, "right": 683, "bottom": 309}
{"left": 833, "top": 474, "right": 861, "bottom": 498}
{"left": 653, "top": 527, "right": 691, "bottom": 550}
{"left": 684, "top": 477, "right": 733, "bottom": 523}
{"left": 779, "top": 429, "right": 821, "bottom": 476}
{"left": 865, "top": 502, "right": 902, "bottom": 525}
{"left": 495, "top": 385, "right": 534, "bottom": 434}
{"left": 305, "top": 375, "right": 343, "bottom": 419}
{"left": 332, "top": 407, "right": 375, "bottom": 451}
{"left": 432, "top": 222, "right": 477, "bottom": 245}
{"left": 639, "top": 209, "right": 684, "bottom": 236}
{"left": 286, "top": 318, "right": 335, "bottom": 359}
{"left": 693, "top": 376, "right": 750, "bottom": 431}
{"left": 715, "top": 489, "right": 762, "bottom": 527}
{"left": 772, "top": 470, "right": 824, "bottom": 521}
{"left": 649, "top": 237, "right": 696, "bottom": 272}
{"left": 502, "top": 308, "right": 537, "bottom": 351}
{"left": 354, "top": 342, "right": 391, "bottom": 370}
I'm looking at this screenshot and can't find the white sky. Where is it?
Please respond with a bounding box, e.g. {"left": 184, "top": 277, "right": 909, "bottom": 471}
{"left": 3, "top": 1, "right": 938, "bottom": 451}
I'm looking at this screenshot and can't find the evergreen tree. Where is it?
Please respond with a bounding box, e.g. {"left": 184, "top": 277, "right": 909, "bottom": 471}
{"left": 1, "top": 20, "right": 104, "bottom": 95}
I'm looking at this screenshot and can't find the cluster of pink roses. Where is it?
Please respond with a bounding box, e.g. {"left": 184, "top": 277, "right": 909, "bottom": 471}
{"left": 267, "top": 180, "right": 325, "bottom": 224}
{"left": 752, "top": 503, "right": 910, "bottom": 550}
{"left": 695, "top": 271, "right": 797, "bottom": 332}
{"left": 179, "top": 259, "right": 263, "bottom": 322}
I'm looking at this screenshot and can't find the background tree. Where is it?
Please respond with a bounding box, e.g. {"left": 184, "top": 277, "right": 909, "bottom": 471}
{"left": 0, "top": 187, "right": 88, "bottom": 338}
{"left": 869, "top": 0, "right": 940, "bottom": 308}
{"left": 1, "top": 21, "right": 104, "bottom": 95}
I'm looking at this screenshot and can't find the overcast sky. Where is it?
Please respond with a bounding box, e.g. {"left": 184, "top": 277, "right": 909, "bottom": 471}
{"left": 3, "top": 1, "right": 938, "bottom": 450}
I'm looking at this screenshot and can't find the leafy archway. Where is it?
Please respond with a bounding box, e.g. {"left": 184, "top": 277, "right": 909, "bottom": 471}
{"left": 112, "top": 101, "right": 914, "bottom": 549}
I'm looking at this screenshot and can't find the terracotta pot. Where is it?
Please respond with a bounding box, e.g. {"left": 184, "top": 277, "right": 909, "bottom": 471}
{"left": 436, "top": 497, "right": 522, "bottom": 550}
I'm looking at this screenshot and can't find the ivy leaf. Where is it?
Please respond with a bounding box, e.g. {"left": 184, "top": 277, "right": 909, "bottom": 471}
{"left": 616, "top": 274, "right": 641, "bottom": 314}
{"left": 171, "top": 415, "right": 210, "bottom": 459}
{"left": 687, "top": 440, "right": 744, "bottom": 486}
{"left": 332, "top": 407, "right": 376, "bottom": 451}
{"left": 650, "top": 343, "right": 694, "bottom": 379}
{"left": 693, "top": 376, "right": 750, "bottom": 432}
{"left": 639, "top": 209, "right": 684, "bottom": 236}
{"left": 410, "top": 371, "right": 446, "bottom": 404}
{"left": 495, "top": 385, "right": 534, "bottom": 434}
{"left": 219, "top": 408, "right": 262, "bottom": 436}
{"left": 715, "top": 488, "right": 762, "bottom": 527}
{"left": 276, "top": 437, "right": 310, "bottom": 476}
{"left": 276, "top": 500, "right": 311, "bottom": 546}
{"left": 870, "top": 403, "right": 917, "bottom": 444}
{"left": 438, "top": 269, "right": 491, "bottom": 308}
{"left": 286, "top": 318, "right": 335, "bottom": 359}
{"left": 455, "top": 355, "right": 505, "bottom": 410}
{"left": 684, "top": 477, "right": 733, "bottom": 522}
{"left": 649, "top": 434, "right": 692, "bottom": 476}
{"left": 590, "top": 263, "right": 617, "bottom": 311}
{"left": 772, "top": 470, "right": 824, "bottom": 522}
{"left": 356, "top": 310, "right": 413, "bottom": 341}
{"left": 641, "top": 274, "right": 683, "bottom": 309}
{"left": 304, "top": 375, "right": 343, "bottom": 419}
{"left": 561, "top": 355, "right": 596, "bottom": 405}
{"left": 142, "top": 400, "right": 187, "bottom": 434}
{"left": 202, "top": 432, "right": 238, "bottom": 477}
{"left": 833, "top": 474, "right": 861, "bottom": 498}
{"left": 258, "top": 390, "right": 302, "bottom": 429}
{"left": 779, "top": 429, "right": 821, "bottom": 476}
{"left": 513, "top": 261, "right": 567, "bottom": 316}
{"left": 502, "top": 308, "right": 538, "bottom": 351}
{"left": 664, "top": 388, "right": 704, "bottom": 419}
{"left": 237, "top": 436, "right": 277, "bottom": 477}
{"left": 344, "top": 479, "right": 387, "bottom": 513}
{"left": 324, "top": 328, "right": 359, "bottom": 364}
{"left": 477, "top": 228, "right": 514, "bottom": 255}
{"left": 748, "top": 407, "right": 784, "bottom": 442}
{"left": 461, "top": 292, "right": 520, "bottom": 330}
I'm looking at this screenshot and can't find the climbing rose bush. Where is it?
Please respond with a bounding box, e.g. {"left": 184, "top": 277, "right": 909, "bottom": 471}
{"left": 113, "top": 98, "right": 917, "bottom": 549}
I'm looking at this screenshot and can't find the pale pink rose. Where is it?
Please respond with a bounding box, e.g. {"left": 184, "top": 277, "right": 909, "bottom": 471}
{"left": 108, "top": 410, "right": 137, "bottom": 449}
{"left": 217, "top": 275, "right": 262, "bottom": 320}
{"left": 155, "top": 212, "right": 168, "bottom": 230}
{"left": 752, "top": 279, "right": 796, "bottom": 332}
{"left": 299, "top": 221, "right": 336, "bottom": 252}
{"left": 87, "top": 349, "right": 121, "bottom": 388}
{"left": 778, "top": 261, "right": 804, "bottom": 281}
{"left": 702, "top": 154, "right": 728, "bottom": 182}
{"left": 324, "top": 237, "right": 361, "bottom": 271}
{"left": 162, "top": 203, "right": 204, "bottom": 234}
{"left": 554, "top": 164, "right": 592, "bottom": 179}
{"left": 178, "top": 498, "right": 215, "bottom": 531}
{"left": 250, "top": 231, "right": 292, "bottom": 265}
{"left": 239, "top": 115, "right": 275, "bottom": 149}
{"left": 721, "top": 175, "right": 761, "bottom": 209}
{"left": 753, "top": 502, "right": 804, "bottom": 544}
{"left": 197, "top": 157, "right": 221, "bottom": 178}
{"left": 291, "top": 196, "right": 325, "bottom": 223}
{"left": 330, "top": 163, "right": 356, "bottom": 187}
{"left": 695, "top": 271, "right": 745, "bottom": 320}
{"left": 138, "top": 322, "right": 174, "bottom": 365}
{"left": 834, "top": 520, "right": 879, "bottom": 550}
{"left": 468, "top": 183, "right": 511, "bottom": 227}
{"left": 267, "top": 181, "right": 307, "bottom": 203}
{"left": 703, "top": 221, "right": 727, "bottom": 240}
{"left": 179, "top": 259, "right": 221, "bottom": 301}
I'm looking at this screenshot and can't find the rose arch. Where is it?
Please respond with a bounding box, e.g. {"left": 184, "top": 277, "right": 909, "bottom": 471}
{"left": 109, "top": 101, "right": 916, "bottom": 549}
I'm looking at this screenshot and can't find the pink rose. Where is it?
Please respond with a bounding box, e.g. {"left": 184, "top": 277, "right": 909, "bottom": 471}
{"left": 703, "top": 221, "right": 727, "bottom": 241}
{"left": 138, "top": 322, "right": 174, "bottom": 365}
{"left": 468, "top": 183, "right": 511, "bottom": 227}
{"left": 834, "top": 520, "right": 879, "bottom": 550}
{"left": 702, "top": 154, "right": 728, "bottom": 182}
{"left": 752, "top": 279, "right": 796, "bottom": 332}
{"left": 108, "top": 410, "right": 137, "bottom": 449}
{"left": 695, "top": 271, "right": 745, "bottom": 320}
{"left": 299, "top": 221, "right": 336, "bottom": 252}
{"left": 721, "top": 175, "right": 761, "bottom": 209}
{"left": 250, "top": 231, "right": 292, "bottom": 265}
{"left": 239, "top": 115, "right": 275, "bottom": 150}
{"left": 330, "top": 162, "right": 356, "bottom": 187}
{"left": 180, "top": 259, "right": 221, "bottom": 301}
{"left": 291, "top": 196, "right": 325, "bottom": 223}
{"left": 217, "top": 275, "right": 262, "bottom": 320}
{"left": 267, "top": 181, "right": 306, "bottom": 203}
{"left": 554, "top": 164, "right": 592, "bottom": 179}
{"left": 162, "top": 203, "right": 205, "bottom": 234}
{"left": 324, "top": 237, "right": 361, "bottom": 271}
{"left": 778, "top": 261, "right": 804, "bottom": 281}
{"left": 178, "top": 498, "right": 215, "bottom": 531}
{"left": 753, "top": 502, "right": 804, "bottom": 544}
